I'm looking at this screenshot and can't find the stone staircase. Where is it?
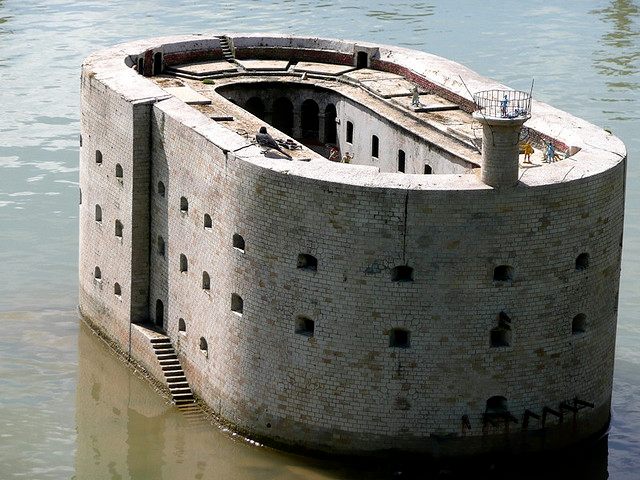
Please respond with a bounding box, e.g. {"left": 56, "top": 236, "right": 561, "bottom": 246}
{"left": 150, "top": 336, "right": 196, "bottom": 406}
{"left": 218, "top": 35, "right": 235, "bottom": 61}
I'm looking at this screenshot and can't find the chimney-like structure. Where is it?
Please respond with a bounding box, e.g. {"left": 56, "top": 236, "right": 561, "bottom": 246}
{"left": 472, "top": 90, "right": 532, "bottom": 188}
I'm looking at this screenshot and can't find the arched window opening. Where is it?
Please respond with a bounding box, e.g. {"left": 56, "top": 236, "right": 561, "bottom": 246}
{"left": 204, "top": 214, "right": 212, "bottom": 229}
{"left": 180, "top": 253, "right": 188, "bottom": 273}
{"left": 398, "top": 150, "right": 406, "bottom": 173}
{"left": 576, "top": 253, "right": 589, "bottom": 271}
{"left": 199, "top": 337, "right": 208, "bottom": 355}
{"left": 180, "top": 196, "right": 188, "bottom": 213}
{"left": 346, "top": 121, "right": 354, "bottom": 143}
{"left": 371, "top": 135, "right": 379, "bottom": 158}
{"left": 231, "top": 293, "right": 243, "bottom": 315}
{"left": 389, "top": 328, "right": 410, "bottom": 348}
{"left": 94, "top": 266, "right": 102, "bottom": 280}
{"left": 202, "top": 271, "right": 210, "bottom": 290}
{"left": 233, "top": 233, "right": 245, "bottom": 253}
{"left": 391, "top": 265, "right": 413, "bottom": 282}
{"left": 272, "top": 97, "right": 294, "bottom": 136}
{"left": 493, "top": 265, "right": 514, "bottom": 283}
{"left": 79, "top": 187, "right": 82, "bottom": 205}
{"left": 295, "top": 316, "right": 315, "bottom": 336}
{"left": 297, "top": 253, "right": 318, "bottom": 271}
{"left": 155, "top": 299, "right": 164, "bottom": 328}
{"left": 95, "top": 204, "right": 102, "bottom": 222}
{"left": 485, "top": 396, "right": 509, "bottom": 414}
{"left": 572, "top": 314, "right": 587, "bottom": 334}
{"left": 153, "top": 52, "right": 163, "bottom": 75}
{"left": 95, "top": 150, "right": 102, "bottom": 165}
{"left": 79, "top": 134, "right": 82, "bottom": 147}
{"left": 115, "top": 220, "right": 123, "bottom": 238}
{"left": 114, "top": 283, "right": 121, "bottom": 297}
{"left": 157, "top": 236, "right": 165, "bottom": 257}
{"left": 356, "top": 51, "right": 368, "bottom": 68}
{"left": 157, "top": 181, "right": 166, "bottom": 197}
{"left": 324, "top": 104, "right": 337, "bottom": 144}
{"left": 245, "top": 97, "right": 266, "bottom": 120}
{"left": 490, "top": 312, "right": 512, "bottom": 347}
{"left": 115, "top": 163, "right": 123, "bottom": 179}
{"left": 424, "top": 164, "right": 432, "bottom": 174}
{"left": 178, "top": 318, "right": 186, "bottom": 334}
{"left": 137, "top": 57, "right": 144, "bottom": 74}
{"left": 301, "top": 99, "right": 320, "bottom": 140}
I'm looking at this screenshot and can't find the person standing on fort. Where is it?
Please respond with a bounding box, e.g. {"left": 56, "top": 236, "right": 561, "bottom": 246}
{"left": 545, "top": 142, "right": 555, "bottom": 163}
{"left": 500, "top": 94, "right": 509, "bottom": 117}
{"left": 523, "top": 142, "right": 534, "bottom": 163}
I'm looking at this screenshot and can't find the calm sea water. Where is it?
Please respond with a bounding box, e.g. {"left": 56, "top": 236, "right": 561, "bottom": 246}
{"left": 0, "top": 1, "right": 638, "bottom": 478}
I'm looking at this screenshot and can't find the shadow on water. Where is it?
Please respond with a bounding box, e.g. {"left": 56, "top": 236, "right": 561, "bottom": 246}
{"left": 75, "top": 320, "right": 612, "bottom": 480}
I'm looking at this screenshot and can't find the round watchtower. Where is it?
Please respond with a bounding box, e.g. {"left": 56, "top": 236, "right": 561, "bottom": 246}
{"left": 473, "top": 90, "right": 532, "bottom": 187}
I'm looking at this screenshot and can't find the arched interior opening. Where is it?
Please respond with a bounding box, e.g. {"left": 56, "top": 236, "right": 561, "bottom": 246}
{"left": 231, "top": 293, "right": 243, "bottom": 314}
{"left": 297, "top": 253, "right": 318, "bottom": 271}
{"left": 95, "top": 150, "right": 102, "bottom": 164}
{"left": 157, "top": 181, "right": 166, "bottom": 197}
{"left": 490, "top": 312, "right": 512, "bottom": 347}
{"left": 180, "top": 196, "right": 188, "bottom": 213}
{"left": 324, "top": 103, "right": 337, "bottom": 144}
{"left": 115, "top": 220, "right": 123, "bottom": 238}
{"left": 485, "top": 396, "right": 509, "bottom": 414}
{"left": 245, "top": 97, "right": 265, "bottom": 120}
{"left": 204, "top": 213, "right": 212, "bottom": 229}
{"left": 153, "top": 52, "right": 162, "bottom": 75}
{"left": 95, "top": 204, "right": 102, "bottom": 222}
{"left": 155, "top": 299, "right": 164, "bottom": 329}
{"left": 272, "top": 97, "right": 294, "bottom": 136}
{"left": 233, "top": 233, "right": 245, "bottom": 252}
{"left": 114, "top": 283, "right": 121, "bottom": 297}
{"left": 493, "top": 265, "right": 514, "bottom": 283}
{"left": 115, "top": 163, "right": 123, "bottom": 179}
{"left": 180, "top": 253, "right": 188, "bottom": 272}
{"left": 199, "top": 337, "right": 208, "bottom": 354}
{"left": 202, "top": 271, "right": 211, "bottom": 290}
{"left": 94, "top": 266, "right": 101, "bottom": 280}
{"left": 301, "top": 99, "right": 319, "bottom": 141}
{"left": 178, "top": 318, "right": 186, "bottom": 333}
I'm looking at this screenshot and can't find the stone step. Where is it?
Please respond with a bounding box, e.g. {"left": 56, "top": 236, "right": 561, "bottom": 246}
{"left": 173, "top": 392, "right": 195, "bottom": 400}
{"left": 159, "top": 359, "right": 180, "bottom": 366}
{"left": 150, "top": 337, "right": 171, "bottom": 344}
{"left": 175, "top": 399, "right": 196, "bottom": 406}
{"left": 162, "top": 365, "right": 183, "bottom": 372}
{"left": 164, "top": 370, "right": 185, "bottom": 377}
{"left": 168, "top": 381, "right": 189, "bottom": 389}
{"left": 166, "top": 375, "right": 187, "bottom": 383}
{"left": 152, "top": 343, "right": 173, "bottom": 350}
{"left": 169, "top": 387, "right": 193, "bottom": 398}
{"left": 156, "top": 353, "right": 177, "bottom": 360}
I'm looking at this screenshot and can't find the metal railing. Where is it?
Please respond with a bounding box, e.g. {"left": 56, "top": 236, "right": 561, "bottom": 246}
{"left": 473, "top": 89, "right": 531, "bottom": 119}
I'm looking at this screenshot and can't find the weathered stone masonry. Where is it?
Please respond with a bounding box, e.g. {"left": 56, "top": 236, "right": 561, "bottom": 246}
{"left": 79, "top": 34, "right": 626, "bottom": 456}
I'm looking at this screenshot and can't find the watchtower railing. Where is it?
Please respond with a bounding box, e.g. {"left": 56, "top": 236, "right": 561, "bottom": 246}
{"left": 473, "top": 89, "right": 531, "bottom": 120}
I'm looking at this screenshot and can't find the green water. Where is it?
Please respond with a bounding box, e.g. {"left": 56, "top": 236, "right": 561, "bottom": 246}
{"left": 0, "top": 1, "right": 638, "bottom": 478}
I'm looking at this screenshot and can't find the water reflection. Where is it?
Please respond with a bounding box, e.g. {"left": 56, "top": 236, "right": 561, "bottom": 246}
{"left": 75, "top": 320, "right": 615, "bottom": 480}
{"left": 591, "top": 0, "right": 640, "bottom": 85}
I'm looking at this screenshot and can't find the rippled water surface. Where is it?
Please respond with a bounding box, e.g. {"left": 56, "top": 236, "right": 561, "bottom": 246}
{"left": 0, "top": 1, "right": 638, "bottom": 478}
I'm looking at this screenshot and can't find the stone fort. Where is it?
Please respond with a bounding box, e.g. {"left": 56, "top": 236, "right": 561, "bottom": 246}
{"left": 79, "top": 34, "right": 626, "bottom": 456}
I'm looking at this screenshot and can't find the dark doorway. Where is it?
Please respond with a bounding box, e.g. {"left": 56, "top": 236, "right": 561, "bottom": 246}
{"left": 155, "top": 299, "right": 164, "bottom": 329}
{"left": 356, "top": 51, "right": 368, "bottom": 68}
{"left": 153, "top": 52, "right": 162, "bottom": 75}
{"left": 245, "top": 97, "right": 266, "bottom": 120}
{"left": 398, "top": 150, "right": 406, "bottom": 172}
{"left": 324, "top": 104, "right": 337, "bottom": 144}
{"left": 272, "top": 97, "right": 294, "bottom": 136}
{"left": 137, "top": 58, "right": 144, "bottom": 75}
{"left": 301, "top": 99, "right": 319, "bottom": 141}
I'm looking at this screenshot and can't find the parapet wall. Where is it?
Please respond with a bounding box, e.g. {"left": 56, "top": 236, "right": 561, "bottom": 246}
{"left": 79, "top": 34, "right": 626, "bottom": 456}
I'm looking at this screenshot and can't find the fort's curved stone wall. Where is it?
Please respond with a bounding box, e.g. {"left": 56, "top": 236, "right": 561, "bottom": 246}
{"left": 79, "top": 34, "right": 626, "bottom": 456}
